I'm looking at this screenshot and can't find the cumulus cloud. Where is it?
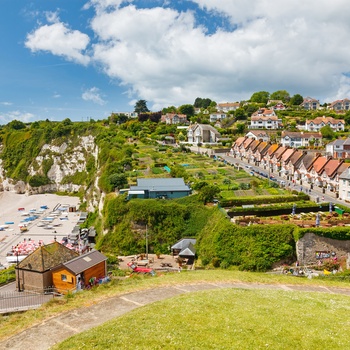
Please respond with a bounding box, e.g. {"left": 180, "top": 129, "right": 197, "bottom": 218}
{"left": 82, "top": 87, "right": 106, "bottom": 105}
{"left": 25, "top": 0, "right": 350, "bottom": 108}
{"left": 0, "top": 111, "right": 35, "bottom": 124}
{"left": 25, "top": 22, "right": 90, "bottom": 65}
{"left": 85, "top": 0, "right": 350, "bottom": 106}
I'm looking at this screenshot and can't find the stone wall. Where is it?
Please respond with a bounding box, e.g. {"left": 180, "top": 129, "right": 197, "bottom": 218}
{"left": 296, "top": 232, "right": 350, "bottom": 265}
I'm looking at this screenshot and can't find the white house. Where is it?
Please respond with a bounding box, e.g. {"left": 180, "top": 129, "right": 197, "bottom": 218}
{"left": 161, "top": 113, "right": 188, "bottom": 125}
{"left": 209, "top": 112, "right": 227, "bottom": 123}
{"left": 338, "top": 167, "right": 350, "bottom": 201}
{"left": 326, "top": 138, "right": 350, "bottom": 158}
{"left": 328, "top": 99, "right": 350, "bottom": 112}
{"left": 300, "top": 97, "right": 320, "bottom": 110}
{"left": 216, "top": 102, "right": 240, "bottom": 112}
{"left": 249, "top": 108, "right": 282, "bottom": 129}
{"left": 305, "top": 116, "right": 345, "bottom": 132}
{"left": 281, "top": 131, "right": 322, "bottom": 148}
{"left": 245, "top": 130, "right": 270, "bottom": 142}
{"left": 187, "top": 124, "right": 221, "bottom": 145}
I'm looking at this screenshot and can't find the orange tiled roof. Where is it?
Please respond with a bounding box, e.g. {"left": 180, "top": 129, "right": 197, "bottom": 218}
{"left": 288, "top": 150, "right": 304, "bottom": 166}
{"left": 249, "top": 139, "right": 261, "bottom": 151}
{"left": 267, "top": 144, "right": 279, "bottom": 156}
{"left": 300, "top": 153, "right": 320, "bottom": 170}
{"left": 281, "top": 148, "right": 295, "bottom": 161}
{"left": 312, "top": 156, "right": 329, "bottom": 174}
{"left": 306, "top": 116, "right": 344, "bottom": 125}
{"left": 234, "top": 137, "right": 246, "bottom": 147}
{"left": 243, "top": 138, "right": 254, "bottom": 149}
{"left": 273, "top": 146, "right": 287, "bottom": 159}
{"left": 322, "top": 159, "right": 343, "bottom": 177}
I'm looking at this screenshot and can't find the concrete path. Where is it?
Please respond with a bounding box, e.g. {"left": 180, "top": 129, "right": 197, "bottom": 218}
{"left": 2, "top": 281, "right": 350, "bottom": 350}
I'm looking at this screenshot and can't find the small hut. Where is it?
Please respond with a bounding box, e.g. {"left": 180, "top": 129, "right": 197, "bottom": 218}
{"left": 16, "top": 242, "right": 79, "bottom": 292}
{"left": 51, "top": 250, "right": 107, "bottom": 294}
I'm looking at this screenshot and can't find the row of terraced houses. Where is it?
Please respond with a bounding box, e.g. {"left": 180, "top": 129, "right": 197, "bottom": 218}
{"left": 230, "top": 137, "right": 350, "bottom": 202}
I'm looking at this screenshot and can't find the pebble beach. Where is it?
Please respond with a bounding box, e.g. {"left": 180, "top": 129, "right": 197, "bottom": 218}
{"left": 0, "top": 191, "right": 81, "bottom": 267}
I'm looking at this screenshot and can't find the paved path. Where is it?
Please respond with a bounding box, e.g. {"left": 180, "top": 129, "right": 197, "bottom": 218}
{"left": 2, "top": 281, "right": 350, "bottom": 349}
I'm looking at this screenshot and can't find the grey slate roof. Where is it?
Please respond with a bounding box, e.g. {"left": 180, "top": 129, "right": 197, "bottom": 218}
{"left": 171, "top": 238, "right": 196, "bottom": 256}
{"left": 340, "top": 167, "right": 350, "bottom": 180}
{"left": 131, "top": 178, "right": 190, "bottom": 192}
{"left": 58, "top": 250, "right": 107, "bottom": 275}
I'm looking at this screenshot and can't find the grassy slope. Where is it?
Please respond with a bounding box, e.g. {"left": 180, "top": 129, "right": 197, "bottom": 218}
{"left": 2, "top": 270, "right": 350, "bottom": 344}
{"left": 52, "top": 287, "right": 350, "bottom": 350}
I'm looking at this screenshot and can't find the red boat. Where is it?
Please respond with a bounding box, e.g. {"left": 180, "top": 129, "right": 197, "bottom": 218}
{"left": 127, "top": 262, "right": 156, "bottom": 276}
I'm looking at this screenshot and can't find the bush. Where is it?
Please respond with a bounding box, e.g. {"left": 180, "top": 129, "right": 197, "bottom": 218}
{"left": 220, "top": 193, "right": 309, "bottom": 207}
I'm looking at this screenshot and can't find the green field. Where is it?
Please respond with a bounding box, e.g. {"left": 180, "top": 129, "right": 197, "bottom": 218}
{"left": 53, "top": 284, "right": 350, "bottom": 350}
{"left": 3, "top": 270, "right": 350, "bottom": 348}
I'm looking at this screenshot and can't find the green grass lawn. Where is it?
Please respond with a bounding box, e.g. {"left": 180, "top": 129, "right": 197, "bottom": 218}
{"left": 52, "top": 286, "right": 350, "bottom": 349}
{"left": 3, "top": 270, "right": 350, "bottom": 346}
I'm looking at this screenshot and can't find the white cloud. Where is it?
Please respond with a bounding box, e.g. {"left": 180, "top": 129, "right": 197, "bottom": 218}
{"left": 0, "top": 102, "right": 13, "bottom": 106}
{"left": 45, "top": 11, "right": 60, "bottom": 24}
{"left": 25, "top": 22, "right": 90, "bottom": 65}
{"left": 0, "top": 111, "right": 35, "bottom": 124}
{"left": 25, "top": 1, "right": 350, "bottom": 109}
{"left": 82, "top": 87, "right": 106, "bottom": 105}
{"left": 53, "top": 93, "right": 61, "bottom": 98}
{"left": 85, "top": 1, "right": 350, "bottom": 107}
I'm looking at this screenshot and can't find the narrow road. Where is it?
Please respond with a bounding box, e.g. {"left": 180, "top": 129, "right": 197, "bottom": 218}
{"left": 2, "top": 282, "right": 350, "bottom": 349}
{"left": 221, "top": 154, "right": 348, "bottom": 208}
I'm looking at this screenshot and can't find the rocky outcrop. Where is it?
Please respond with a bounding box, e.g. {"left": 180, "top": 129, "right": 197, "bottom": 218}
{"left": 28, "top": 135, "right": 97, "bottom": 189}
{"left": 0, "top": 135, "right": 101, "bottom": 211}
{"left": 296, "top": 232, "right": 350, "bottom": 265}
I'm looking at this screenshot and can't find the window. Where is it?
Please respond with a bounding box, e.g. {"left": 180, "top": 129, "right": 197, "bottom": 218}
{"left": 61, "top": 274, "right": 67, "bottom": 281}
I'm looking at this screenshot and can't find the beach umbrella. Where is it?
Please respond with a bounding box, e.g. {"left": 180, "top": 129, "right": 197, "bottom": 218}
{"left": 292, "top": 204, "right": 296, "bottom": 215}
{"left": 329, "top": 202, "right": 333, "bottom": 213}
{"left": 315, "top": 213, "right": 320, "bottom": 227}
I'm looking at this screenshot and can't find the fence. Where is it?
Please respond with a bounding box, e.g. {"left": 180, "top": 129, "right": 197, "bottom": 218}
{"left": 0, "top": 286, "right": 63, "bottom": 314}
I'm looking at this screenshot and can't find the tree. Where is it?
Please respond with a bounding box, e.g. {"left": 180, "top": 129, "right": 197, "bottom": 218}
{"left": 270, "top": 90, "right": 290, "bottom": 103}
{"left": 178, "top": 104, "right": 195, "bottom": 117}
{"left": 320, "top": 125, "right": 335, "bottom": 140}
{"left": 250, "top": 91, "right": 270, "bottom": 104}
{"left": 223, "top": 178, "right": 231, "bottom": 189}
{"left": 235, "top": 108, "right": 247, "bottom": 120}
{"left": 134, "top": 100, "right": 150, "bottom": 114}
{"left": 109, "top": 173, "right": 128, "bottom": 190}
{"left": 110, "top": 113, "right": 128, "bottom": 124}
{"left": 194, "top": 97, "right": 212, "bottom": 109}
{"left": 344, "top": 110, "right": 350, "bottom": 125}
{"left": 236, "top": 123, "right": 246, "bottom": 134}
{"left": 7, "top": 119, "right": 26, "bottom": 130}
{"left": 198, "top": 184, "right": 220, "bottom": 204}
{"left": 162, "top": 106, "right": 177, "bottom": 114}
{"left": 290, "top": 94, "right": 304, "bottom": 106}
{"left": 244, "top": 104, "right": 259, "bottom": 117}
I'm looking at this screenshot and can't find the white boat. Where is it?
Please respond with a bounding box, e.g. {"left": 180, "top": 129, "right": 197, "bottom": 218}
{"left": 6, "top": 255, "right": 27, "bottom": 264}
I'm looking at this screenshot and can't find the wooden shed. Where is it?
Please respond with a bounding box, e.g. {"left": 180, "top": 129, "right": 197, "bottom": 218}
{"left": 16, "top": 242, "right": 79, "bottom": 292}
{"left": 52, "top": 250, "right": 107, "bottom": 294}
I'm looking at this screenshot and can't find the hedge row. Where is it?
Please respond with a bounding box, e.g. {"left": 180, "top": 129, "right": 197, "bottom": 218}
{"left": 228, "top": 203, "right": 328, "bottom": 217}
{"left": 298, "top": 227, "right": 350, "bottom": 241}
{"left": 220, "top": 192, "right": 309, "bottom": 207}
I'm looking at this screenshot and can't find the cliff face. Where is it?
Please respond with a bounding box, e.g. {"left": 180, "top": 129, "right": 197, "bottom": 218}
{"left": 0, "top": 135, "right": 98, "bottom": 196}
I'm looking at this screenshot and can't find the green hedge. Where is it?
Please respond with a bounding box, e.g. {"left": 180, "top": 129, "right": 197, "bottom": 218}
{"left": 298, "top": 227, "right": 350, "bottom": 241}
{"left": 220, "top": 192, "right": 309, "bottom": 207}
{"left": 197, "top": 211, "right": 297, "bottom": 271}
{"left": 228, "top": 202, "right": 327, "bottom": 215}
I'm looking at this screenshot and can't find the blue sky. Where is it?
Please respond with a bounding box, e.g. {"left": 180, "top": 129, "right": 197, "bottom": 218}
{"left": 1, "top": 0, "right": 350, "bottom": 123}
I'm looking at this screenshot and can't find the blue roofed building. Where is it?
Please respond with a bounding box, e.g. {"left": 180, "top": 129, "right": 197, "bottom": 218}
{"left": 127, "top": 178, "right": 191, "bottom": 199}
